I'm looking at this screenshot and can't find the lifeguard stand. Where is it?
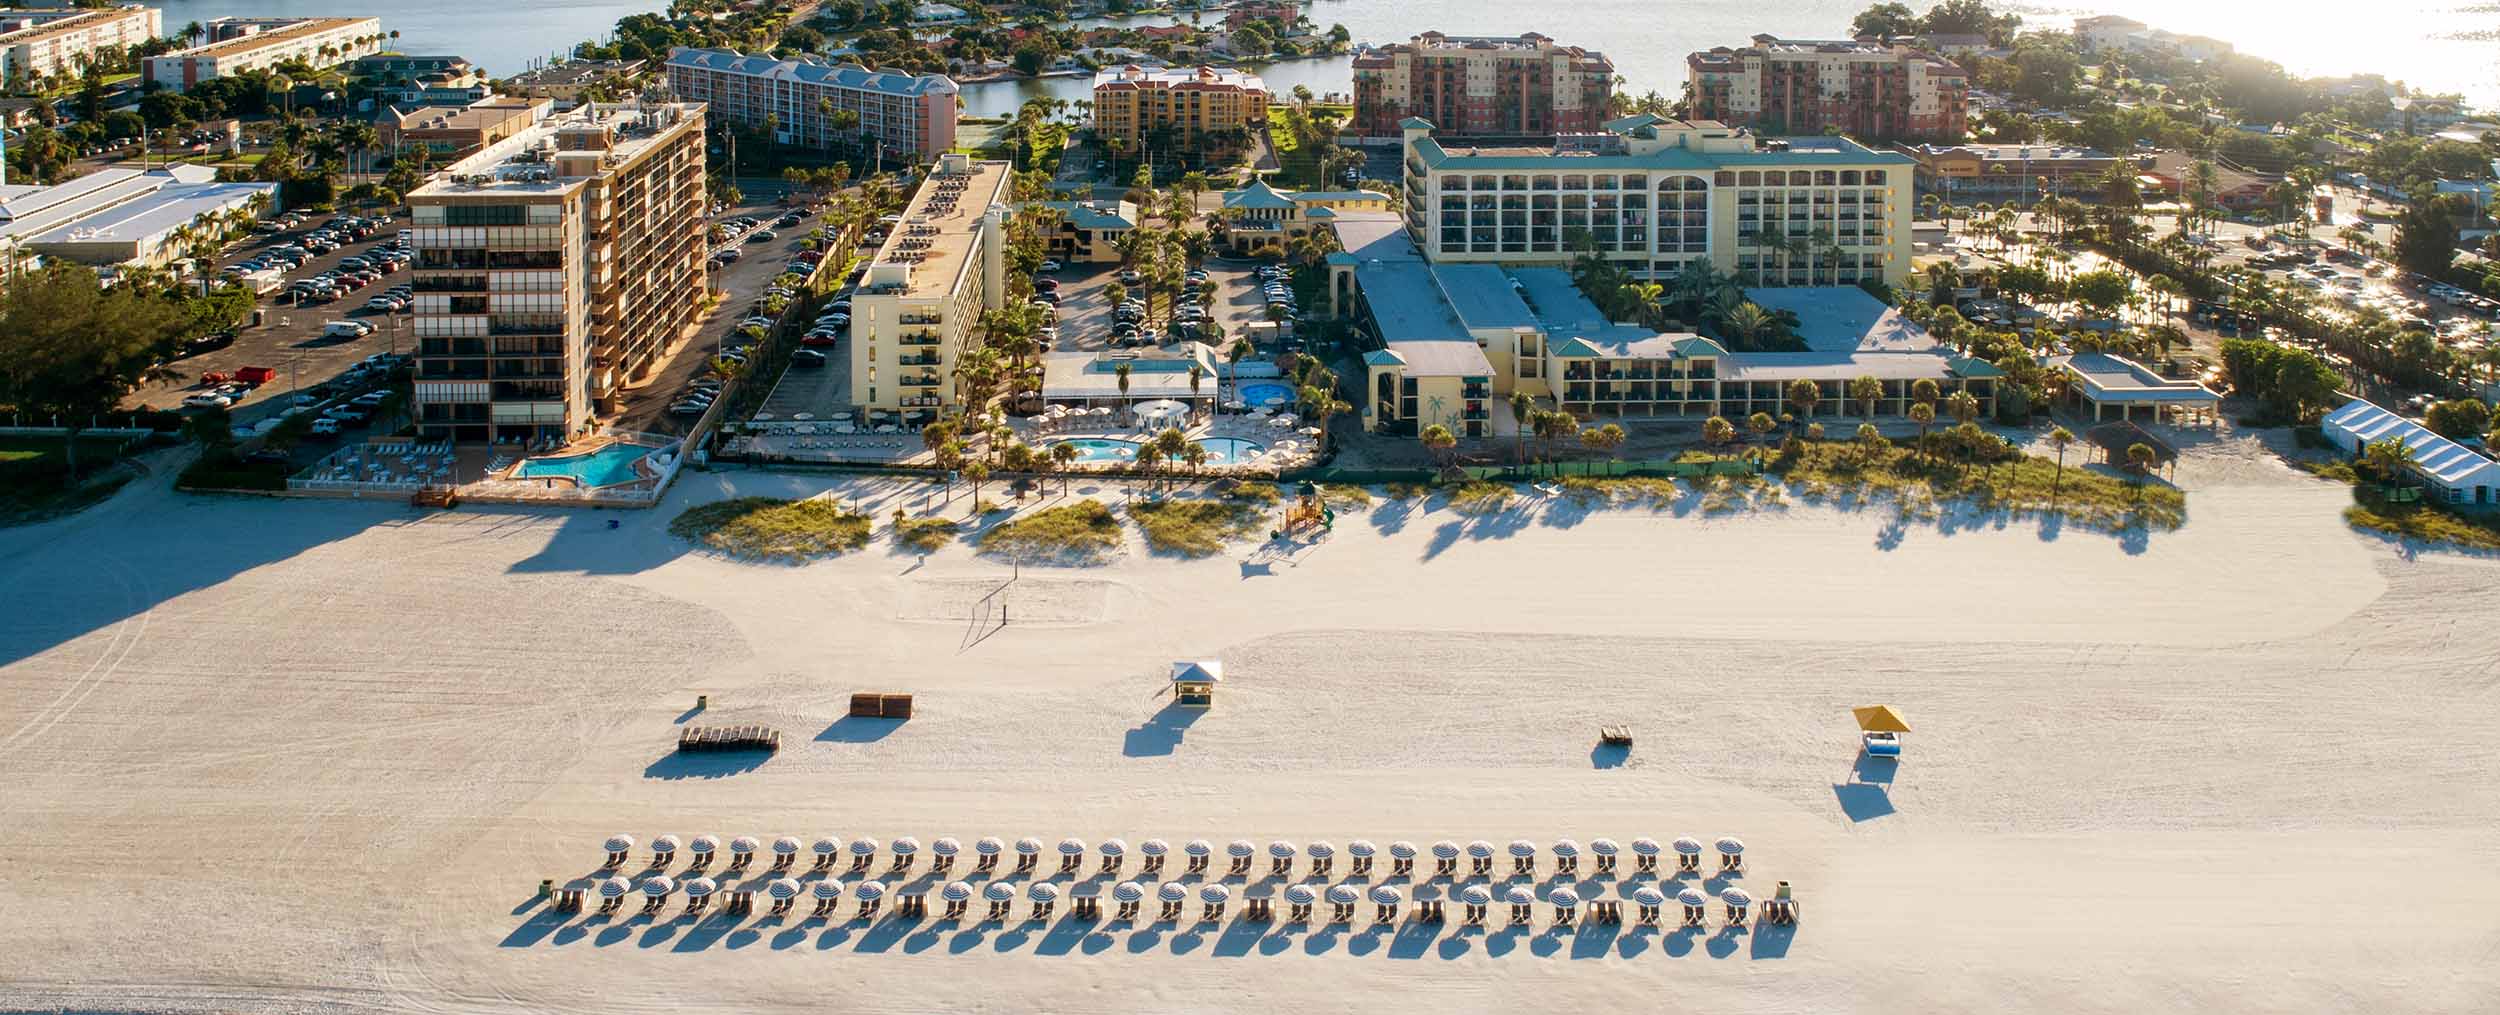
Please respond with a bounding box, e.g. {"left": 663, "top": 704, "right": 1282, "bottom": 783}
{"left": 1171, "top": 660, "right": 1222, "bottom": 708}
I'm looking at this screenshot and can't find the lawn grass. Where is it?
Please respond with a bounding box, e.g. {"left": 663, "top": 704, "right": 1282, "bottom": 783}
{"left": 669, "top": 497, "right": 871, "bottom": 561}
{"left": 1129, "top": 498, "right": 1262, "bottom": 557}
{"left": 1444, "top": 480, "right": 1516, "bottom": 514}
{"left": 1774, "top": 440, "right": 2184, "bottom": 532}
{"left": 892, "top": 515, "right": 960, "bottom": 552}
{"left": 979, "top": 500, "right": 1123, "bottom": 562}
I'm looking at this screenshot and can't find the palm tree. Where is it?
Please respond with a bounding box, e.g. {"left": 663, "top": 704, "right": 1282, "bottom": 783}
{"left": 1849, "top": 375, "right": 1883, "bottom": 420}
{"left": 1419, "top": 423, "right": 1456, "bottom": 468}
{"left": 1784, "top": 379, "right": 1820, "bottom": 432}
{"left": 2361, "top": 437, "right": 2417, "bottom": 485}
{"left": 1049, "top": 439, "right": 1081, "bottom": 494}
{"left": 1115, "top": 362, "right": 1132, "bottom": 400}
{"left": 1854, "top": 422, "right": 1888, "bottom": 465}
{"left": 1745, "top": 412, "right": 1777, "bottom": 463}
{"left": 1718, "top": 301, "right": 1778, "bottom": 350}
{"left": 2125, "top": 442, "right": 2157, "bottom": 477}
{"left": 1702, "top": 415, "right": 1737, "bottom": 462}
{"left": 1907, "top": 402, "right": 1936, "bottom": 467}
{"left": 1507, "top": 391, "right": 1534, "bottom": 467}
{"left": 962, "top": 460, "right": 991, "bottom": 512}
{"left": 1580, "top": 423, "right": 1625, "bottom": 476}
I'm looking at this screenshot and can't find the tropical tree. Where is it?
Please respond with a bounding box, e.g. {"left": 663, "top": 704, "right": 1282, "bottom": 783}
{"left": 1049, "top": 438, "right": 1082, "bottom": 494}
{"left": 962, "top": 460, "right": 991, "bottom": 512}
{"left": 2361, "top": 436, "right": 2417, "bottom": 484}
{"left": 1907, "top": 402, "right": 1936, "bottom": 466}
{"left": 1849, "top": 374, "right": 1883, "bottom": 420}
{"left": 1419, "top": 423, "right": 1457, "bottom": 467}
{"left": 1701, "top": 415, "right": 1737, "bottom": 462}
{"left": 1580, "top": 423, "right": 1626, "bottom": 475}
{"left": 2047, "top": 425, "right": 2076, "bottom": 501}
{"left": 1854, "top": 422, "right": 1889, "bottom": 466}
{"left": 1745, "top": 411, "right": 1777, "bottom": 462}
{"left": 2124, "top": 442, "right": 2157, "bottom": 477}
{"left": 1508, "top": 390, "right": 1535, "bottom": 466}
{"left": 1784, "top": 379, "right": 1821, "bottom": 432}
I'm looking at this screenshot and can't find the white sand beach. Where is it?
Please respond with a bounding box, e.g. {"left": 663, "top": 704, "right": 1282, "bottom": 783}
{"left": 3, "top": 434, "right": 2498, "bottom": 1013}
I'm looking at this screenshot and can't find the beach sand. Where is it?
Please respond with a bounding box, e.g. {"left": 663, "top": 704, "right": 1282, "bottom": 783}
{"left": 3, "top": 433, "right": 2497, "bottom": 1013}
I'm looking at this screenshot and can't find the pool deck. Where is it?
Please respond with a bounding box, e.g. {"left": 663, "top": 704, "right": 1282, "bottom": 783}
{"left": 729, "top": 413, "right": 1325, "bottom": 473}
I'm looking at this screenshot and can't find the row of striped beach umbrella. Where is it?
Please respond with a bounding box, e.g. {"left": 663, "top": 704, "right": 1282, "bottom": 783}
{"left": 603, "top": 834, "right": 1748, "bottom": 878}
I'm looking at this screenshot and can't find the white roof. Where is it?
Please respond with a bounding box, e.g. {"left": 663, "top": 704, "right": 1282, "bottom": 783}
{"left": 1171, "top": 660, "right": 1222, "bottom": 683}
{"left": 2322, "top": 399, "right": 2500, "bottom": 488}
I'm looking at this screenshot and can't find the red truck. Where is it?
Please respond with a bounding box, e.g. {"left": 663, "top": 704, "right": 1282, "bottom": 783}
{"left": 233, "top": 366, "right": 277, "bottom": 386}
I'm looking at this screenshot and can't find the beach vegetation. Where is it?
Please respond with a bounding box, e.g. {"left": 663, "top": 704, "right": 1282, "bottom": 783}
{"left": 1445, "top": 480, "right": 1516, "bottom": 514}
{"left": 1775, "top": 436, "right": 2184, "bottom": 532}
{"left": 1129, "top": 498, "right": 1262, "bottom": 557}
{"left": 1319, "top": 483, "right": 1372, "bottom": 509}
{"left": 2342, "top": 487, "right": 2500, "bottom": 551}
{"left": 979, "top": 499, "right": 1122, "bottom": 562}
{"left": 1223, "top": 481, "right": 1281, "bottom": 506}
{"left": 892, "top": 513, "right": 961, "bottom": 552}
{"left": 670, "top": 497, "right": 873, "bottom": 561}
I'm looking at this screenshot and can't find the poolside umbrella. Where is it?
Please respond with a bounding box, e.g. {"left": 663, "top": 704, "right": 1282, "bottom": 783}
{"left": 1465, "top": 841, "right": 1495, "bottom": 859}
{"left": 1327, "top": 884, "right": 1361, "bottom": 905}
{"left": 891, "top": 837, "right": 920, "bottom": 855}
{"left": 1369, "top": 885, "right": 1402, "bottom": 905}
{"left": 1227, "top": 840, "right": 1256, "bottom": 859}
{"left": 1677, "top": 888, "right": 1708, "bottom": 907}
{"left": 932, "top": 837, "right": 961, "bottom": 857}
{"left": 1715, "top": 837, "right": 1745, "bottom": 857}
{"left": 1503, "top": 886, "right": 1536, "bottom": 906}
{"left": 772, "top": 836, "right": 802, "bottom": 857}
{"left": 642, "top": 876, "right": 676, "bottom": 897}
{"left": 1113, "top": 882, "right": 1147, "bottom": 903}
{"left": 812, "top": 880, "right": 845, "bottom": 900}
{"left": 1307, "top": 841, "right": 1336, "bottom": 859}
{"left": 1720, "top": 888, "right": 1753, "bottom": 908}
{"left": 604, "top": 834, "right": 636, "bottom": 854}
{"left": 1507, "top": 839, "right": 1537, "bottom": 858}
{"left": 598, "top": 877, "right": 632, "bottom": 898}
{"left": 1158, "top": 882, "right": 1191, "bottom": 903}
{"left": 1268, "top": 841, "right": 1298, "bottom": 859}
{"left": 1852, "top": 705, "right": 1912, "bottom": 733}
{"left": 1285, "top": 884, "right": 1320, "bottom": 905}
{"left": 1633, "top": 886, "right": 1667, "bottom": 907}
{"left": 683, "top": 877, "right": 717, "bottom": 898}
{"left": 1461, "top": 885, "right": 1493, "bottom": 905}
{"left": 1672, "top": 837, "right": 1704, "bottom": 857}
{"left": 853, "top": 881, "right": 885, "bottom": 901}
{"left": 1389, "top": 841, "right": 1417, "bottom": 859}
{"left": 1267, "top": 415, "right": 1293, "bottom": 428}
{"left": 1549, "top": 886, "right": 1579, "bottom": 907}
{"left": 1099, "top": 838, "right": 1127, "bottom": 857}
{"left": 1015, "top": 837, "right": 1044, "bottom": 856}
{"left": 942, "top": 881, "right": 975, "bottom": 902}
{"left": 984, "top": 882, "right": 1018, "bottom": 902}
{"left": 976, "top": 837, "right": 1005, "bottom": 857}
{"left": 849, "top": 838, "right": 878, "bottom": 856}
{"left": 689, "top": 835, "right": 718, "bottom": 856}
{"left": 767, "top": 878, "right": 801, "bottom": 900}
{"left": 729, "top": 836, "right": 759, "bottom": 856}
{"left": 1348, "top": 840, "right": 1376, "bottom": 858}
{"left": 1552, "top": 839, "right": 1581, "bottom": 859}
{"left": 1027, "top": 882, "right": 1060, "bottom": 902}
{"left": 651, "top": 835, "right": 681, "bottom": 854}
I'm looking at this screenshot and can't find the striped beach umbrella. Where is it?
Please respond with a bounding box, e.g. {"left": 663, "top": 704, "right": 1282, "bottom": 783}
{"left": 1183, "top": 839, "right": 1212, "bottom": 858}
{"left": 728, "top": 836, "right": 758, "bottom": 855}
{"left": 1015, "top": 837, "right": 1044, "bottom": 857}
{"left": 1632, "top": 837, "right": 1661, "bottom": 858}
{"left": 1428, "top": 840, "right": 1457, "bottom": 860}
{"left": 1589, "top": 838, "right": 1619, "bottom": 858}
{"left": 651, "top": 835, "right": 682, "bottom": 854}
{"left": 847, "top": 837, "right": 877, "bottom": 857}
{"left": 1503, "top": 886, "right": 1535, "bottom": 906}
{"left": 1548, "top": 886, "right": 1579, "bottom": 907}
{"left": 1267, "top": 840, "right": 1297, "bottom": 859}
{"left": 1056, "top": 837, "right": 1087, "bottom": 857}
{"left": 1098, "top": 838, "right": 1127, "bottom": 857}
{"left": 1633, "top": 886, "right": 1667, "bottom": 907}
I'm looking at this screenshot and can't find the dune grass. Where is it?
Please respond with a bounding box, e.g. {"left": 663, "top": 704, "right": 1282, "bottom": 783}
{"left": 979, "top": 500, "right": 1123, "bottom": 562}
{"left": 1384, "top": 481, "right": 1429, "bottom": 501}
{"left": 1319, "top": 483, "right": 1372, "bottom": 509}
{"left": 1444, "top": 480, "right": 1516, "bottom": 514}
{"left": 1130, "top": 498, "right": 1262, "bottom": 557}
{"left": 1225, "top": 481, "right": 1281, "bottom": 506}
{"left": 893, "top": 515, "right": 961, "bottom": 552}
{"left": 2342, "top": 487, "right": 2500, "bottom": 551}
{"left": 670, "top": 497, "right": 872, "bottom": 561}
{"left": 1775, "top": 440, "right": 2184, "bottom": 532}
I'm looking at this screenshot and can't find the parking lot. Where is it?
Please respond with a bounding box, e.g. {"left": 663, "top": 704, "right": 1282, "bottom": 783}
{"left": 610, "top": 199, "right": 842, "bottom": 436}
{"left": 1037, "top": 257, "right": 1276, "bottom": 356}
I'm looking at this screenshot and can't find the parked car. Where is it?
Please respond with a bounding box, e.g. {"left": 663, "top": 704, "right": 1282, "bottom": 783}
{"left": 181, "top": 393, "right": 232, "bottom": 409}
{"left": 322, "top": 320, "right": 375, "bottom": 339}
{"left": 309, "top": 417, "right": 342, "bottom": 435}
{"left": 1037, "top": 259, "right": 1062, "bottom": 272}
{"left": 791, "top": 349, "right": 827, "bottom": 368}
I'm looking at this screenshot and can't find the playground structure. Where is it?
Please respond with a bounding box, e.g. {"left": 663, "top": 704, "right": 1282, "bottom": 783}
{"left": 1275, "top": 480, "right": 1334, "bottom": 539}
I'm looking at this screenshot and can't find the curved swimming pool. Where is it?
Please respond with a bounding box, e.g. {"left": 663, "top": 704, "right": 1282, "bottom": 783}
{"left": 512, "top": 443, "right": 653, "bottom": 487}
{"left": 1238, "top": 382, "right": 1293, "bottom": 408}
{"left": 1047, "top": 436, "right": 1267, "bottom": 466}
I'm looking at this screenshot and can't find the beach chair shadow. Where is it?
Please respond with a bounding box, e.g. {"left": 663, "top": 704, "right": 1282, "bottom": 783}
{"left": 1589, "top": 743, "right": 1630, "bottom": 769}
{"left": 499, "top": 909, "right": 567, "bottom": 948}
{"left": 1662, "top": 925, "right": 1700, "bottom": 957}
{"left": 1706, "top": 925, "right": 1746, "bottom": 958}
{"left": 818, "top": 715, "right": 901, "bottom": 743}
{"left": 1211, "top": 917, "right": 1266, "bottom": 957}
{"left": 1751, "top": 921, "right": 1797, "bottom": 959}
{"left": 1384, "top": 921, "right": 1439, "bottom": 959}
{"left": 670, "top": 913, "right": 737, "bottom": 952}
{"left": 1123, "top": 925, "right": 1164, "bottom": 954}
{"left": 1569, "top": 921, "right": 1620, "bottom": 959}
{"left": 1833, "top": 782, "right": 1896, "bottom": 822}
{"left": 642, "top": 749, "right": 769, "bottom": 780}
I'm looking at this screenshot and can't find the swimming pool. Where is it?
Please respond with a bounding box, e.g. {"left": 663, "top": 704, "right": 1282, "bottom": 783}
{"left": 1046, "top": 436, "right": 1267, "bottom": 466}
{"left": 512, "top": 443, "right": 654, "bottom": 487}
{"left": 1238, "top": 382, "right": 1293, "bottom": 408}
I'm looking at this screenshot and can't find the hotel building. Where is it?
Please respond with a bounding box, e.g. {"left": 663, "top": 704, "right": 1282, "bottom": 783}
{"left": 1686, "top": 35, "right": 1968, "bottom": 141}
{"left": 846, "top": 153, "right": 1014, "bottom": 419}
{"left": 0, "top": 5, "right": 159, "bottom": 85}
{"left": 1395, "top": 114, "right": 1916, "bottom": 288}
{"left": 1895, "top": 142, "right": 2120, "bottom": 202}
{"left": 143, "top": 17, "right": 384, "bottom": 92}
{"left": 1090, "top": 64, "right": 1268, "bottom": 148}
{"left": 406, "top": 102, "right": 709, "bottom": 444}
{"left": 664, "top": 47, "right": 959, "bottom": 159}
{"left": 1350, "top": 32, "right": 1614, "bottom": 137}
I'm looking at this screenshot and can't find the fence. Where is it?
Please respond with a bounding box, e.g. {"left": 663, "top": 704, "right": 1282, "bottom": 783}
{"left": 1287, "top": 458, "right": 1763, "bottom": 486}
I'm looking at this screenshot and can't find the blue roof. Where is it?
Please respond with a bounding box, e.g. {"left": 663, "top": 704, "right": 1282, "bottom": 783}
{"left": 1222, "top": 180, "right": 1295, "bottom": 210}
{"left": 1035, "top": 200, "right": 1134, "bottom": 231}
{"left": 1432, "top": 265, "right": 1537, "bottom": 331}
{"left": 666, "top": 47, "right": 956, "bottom": 97}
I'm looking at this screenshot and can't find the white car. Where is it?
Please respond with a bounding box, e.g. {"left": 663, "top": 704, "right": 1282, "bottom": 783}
{"left": 322, "top": 320, "right": 375, "bottom": 339}
{"left": 1037, "top": 260, "right": 1062, "bottom": 272}
{"left": 309, "top": 417, "right": 342, "bottom": 435}
{"left": 182, "top": 393, "right": 232, "bottom": 409}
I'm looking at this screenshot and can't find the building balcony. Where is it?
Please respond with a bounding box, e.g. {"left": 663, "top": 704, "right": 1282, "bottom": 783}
{"left": 898, "top": 354, "right": 940, "bottom": 367}
{"left": 900, "top": 374, "right": 942, "bottom": 387}
{"left": 898, "top": 332, "right": 943, "bottom": 347}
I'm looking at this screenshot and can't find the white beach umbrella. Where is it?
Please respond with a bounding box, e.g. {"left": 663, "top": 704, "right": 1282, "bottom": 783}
{"left": 1507, "top": 839, "right": 1537, "bottom": 859}
{"left": 604, "top": 834, "right": 636, "bottom": 854}
{"left": 1057, "top": 837, "right": 1087, "bottom": 856}
{"left": 976, "top": 836, "right": 1006, "bottom": 857}
{"left": 890, "top": 837, "right": 920, "bottom": 855}
{"left": 767, "top": 878, "right": 801, "bottom": 900}
{"left": 1284, "top": 884, "right": 1319, "bottom": 905}
{"left": 1720, "top": 888, "right": 1753, "bottom": 908}
{"left": 683, "top": 877, "right": 717, "bottom": 898}
{"left": 1099, "top": 838, "right": 1127, "bottom": 857}
{"left": 641, "top": 876, "right": 676, "bottom": 897}
{"left": 1157, "top": 882, "right": 1191, "bottom": 903}
{"left": 1465, "top": 840, "right": 1495, "bottom": 860}
{"left": 1369, "top": 885, "right": 1402, "bottom": 906}
{"left": 1429, "top": 841, "right": 1459, "bottom": 860}
{"left": 1633, "top": 886, "right": 1667, "bottom": 907}
{"left": 1552, "top": 839, "right": 1581, "bottom": 859}
{"left": 942, "top": 881, "right": 975, "bottom": 902}
{"left": 1199, "top": 884, "right": 1232, "bottom": 904}
{"left": 848, "top": 837, "right": 878, "bottom": 857}
{"left": 688, "top": 835, "right": 718, "bottom": 855}
{"left": 1268, "top": 840, "right": 1298, "bottom": 859}
{"left": 984, "top": 882, "right": 1018, "bottom": 903}
{"left": 1326, "top": 884, "right": 1361, "bottom": 905}
{"left": 1307, "top": 841, "right": 1336, "bottom": 859}
{"left": 1590, "top": 838, "right": 1619, "bottom": 858}
{"left": 1672, "top": 837, "right": 1705, "bottom": 857}
{"left": 1631, "top": 837, "right": 1661, "bottom": 857}
{"left": 1548, "top": 886, "right": 1579, "bottom": 907}
{"left": 932, "top": 837, "right": 961, "bottom": 857}
{"left": 1461, "top": 885, "right": 1493, "bottom": 905}
{"left": 1386, "top": 840, "right": 1415, "bottom": 860}
{"left": 812, "top": 880, "right": 844, "bottom": 900}
{"left": 813, "top": 837, "right": 841, "bottom": 857}
{"left": 1184, "top": 839, "right": 1213, "bottom": 858}
{"left": 1140, "top": 838, "right": 1170, "bottom": 857}
{"left": 598, "top": 877, "right": 632, "bottom": 898}
{"left": 771, "top": 836, "right": 802, "bottom": 857}
{"left": 1226, "top": 839, "right": 1256, "bottom": 859}
{"left": 1015, "top": 837, "right": 1044, "bottom": 856}
{"left": 1027, "top": 882, "right": 1061, "bottom": 902}
{"left": 1714, "top": 837, "right": 1745, "bottom": 857}
{"left": 1677, "top": 888, "right": 1709, "bottom": 907}
{"left": 852, "top": 881, "right": 885, "bottom": 902}
{"left": 1113, "top": 882, "right": 1147, "bottom": 903}
{"left": 728, "top": 836, "right": 758, "bottom": 855}
{"left": 1503, "top": 886, "right": 1536, "bottom": 906}
{"left": 1347, "top": 840, "right": 1376, "bottom": 859}
{"left": 651, "top": 835, "right": 682, "bottom": 854}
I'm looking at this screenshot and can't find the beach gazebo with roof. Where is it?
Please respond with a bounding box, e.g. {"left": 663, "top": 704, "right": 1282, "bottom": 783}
{"left": 1171, "top": 659, "right": 1222, "bottom": 707}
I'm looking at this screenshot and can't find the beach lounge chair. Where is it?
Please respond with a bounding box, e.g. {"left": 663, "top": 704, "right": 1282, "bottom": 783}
{"left": 1142, "top": 854, "right": 1164, "bottom": 876}
{"left": 1683, "top": 904, "right": 1706, "bottom": 927}
{"left": 1510, "top": 903, "right": 1533, "bottom": 926}
{"left": 1288, "top": 900, "right": 1312, "bottom": 923}
{"left": 1159, "top": 899, "right": 1183, "bottom": 922}
{"left": 988, "top": 899, "right": 1013, "bottom": 922}
{"left": 1015, "top": 854, "right": 1039, "bottom": 875}
{"left": 1202, "top": 899, "right": 1226, "bottom": 922}
{"left": 945, "top": 897, "right": 969, "bottom": 920}
{"left": 685, "top": 895, "right": 710, "bottom": 917}
{"left": 1418, "top": 900, "right": 1443, "bottom": 923}
{"left": 1350, "top": 855, "right": 1373, "bottom": 877}
{"left": 857, "top": 898, "right": 881, "bottom": 920}
{"left": 812, "top": 896, "right": 838, "bottom": 919}
{"left": 1310, "top": 856, "right": 1334, "bottom": 877}
{"left": 599, "top": 895, "right": 623, "bottom": 916}
{"left": 1862, "top": 730, "right": 1902, "bottom": 759}
{"left": 1770, "top": 881, "right": 1799, "bottom": 924}
{"left": 1117, "top": 899, "right": 1140, "bottom": 921}
{"left": 642, "top": 895, "right": 667, "bottom": 916}
{"left": 1592, "top": 901, "right": 1620, "bottom": 924}
{"left": 770, "top": 896, "right": 793, "bottom": 917}
{"left": 727, "top": 892, "right": 753, "bottom": 917}
{"left": 900, "top": 895, "right": 927, "bottom": 919}
{"left": 1464, "top": 903, "right": 1486, "bottom": 926}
